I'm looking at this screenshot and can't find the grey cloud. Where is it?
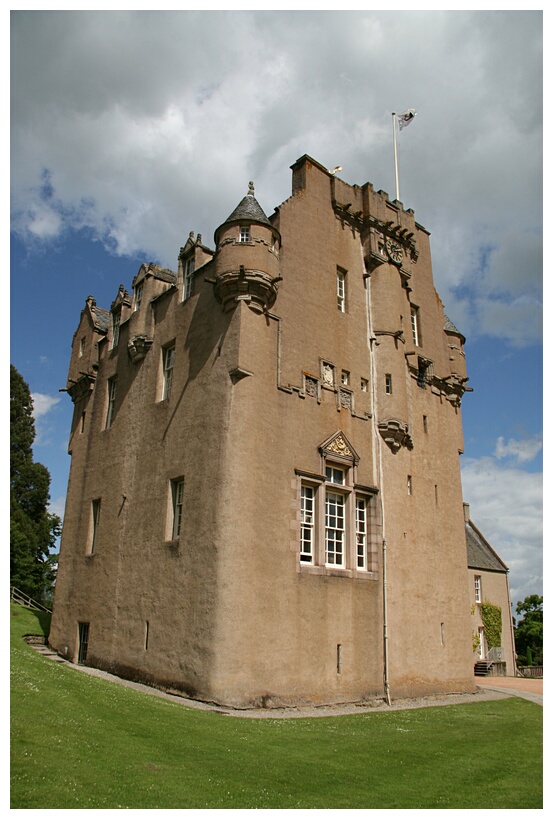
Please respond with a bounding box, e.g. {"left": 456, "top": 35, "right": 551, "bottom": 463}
{"left": 11, "top": 10, "right": 542, "bottom": 345}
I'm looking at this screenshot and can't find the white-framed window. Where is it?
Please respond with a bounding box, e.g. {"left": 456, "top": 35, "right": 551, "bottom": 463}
{"left": 89, "top": 499, "right": 101, "bottom": 555}
{"left": 162, "top": 344, "right": 175, "bottom": 401}
{"left": 134, "top": 282, "right": 143, "bottom": 311}
{"left": 341, "top": 370, "right": 349, "bottom": 386}
{"left": 239, "top": 225, "right": 250, "bottom": 243}
{"left": 183, "top": 257, "right": 194, "bottom": 301}
{"left": 411, "top": 306, "right": 420, "bottom": 347}
{"left": 356, "top": 497, "right": 367, "bottom": 570}
{"left": 325, "top": 490, "right": 345, "bottom": 566}
{"left": 297, "top": 452, "right": 375, "bottom": 574}
{"left": 111, "top": 310, "right": 121, "bottom": 349}
{"left": 171, "top": 478, "right": 184, "bottom": 539}
{"left": 474, "top": 574, "right": 482, "bottom": 603}
{"left": 105, "top": 378, "right": 116, "bottom": 429}
{"left": 385, "top": 373, "right": 392, "bottom": 395}
{"left": 337, "top": 268, "right": 346, "bottom": 312}
{"left": 300, "top": 485, "right": 315, "bottom": 564}
{"left": 477, "top": 626, "right": 486, "bottom": 659}
{"left": 326, "top": 465, "right": 345, "bottom": 485}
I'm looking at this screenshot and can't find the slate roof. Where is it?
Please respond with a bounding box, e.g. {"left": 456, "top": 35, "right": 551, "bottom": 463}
{"left": 444, "top": 314, "right": 465, "bottom": 339}
{"left": 146, "top": 263, "right": 177, "bottom": 283}
{"left": 466, "top": 519, "right": 509, "bottom": 572}
{"left": 92, "top": 307, "right": 110, "bottom": 333}
{"left": 222, "top": 184, "right": 272, "bottom": 227}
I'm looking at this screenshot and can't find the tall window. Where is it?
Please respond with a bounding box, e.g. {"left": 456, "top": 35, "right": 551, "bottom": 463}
{"left": 337, "top": 268, "right": 346, "bottom": 312}
{"left": 183, "top": 257, "right": 194, "bottom": 301}
{"left": 411, "top": 306, "right": 420, "bottom": 347}
{"left": 162, "top": 344, "right": 175, "bottom": 401}
{"left": 356, "top": 497, "right": 367, "bottom": 570}
{"left": 79, "top": 337, "right": 85, "bottom": 357}
{"left": 105, "top": 378, "right": 116, "bottom": 429}
{"left": 90, "top": 499, "right": 101, "bottom": 554}
{"left": 385, "top": 374, "right": 392, "bottom": 394}
{"left": 300, "top": 485, "right": 315, "bottom": 564}
{"left": 239, "top": 225, "right": 250, "bottom": 243}
{"left": 325, "top": 491, "right": 345, "bottom": 566}
{"left": 171, "top": 479, "right": 184, "bottom": 539}
{"left": 474, "top": 575, "right": 482, "bottom": 603}
{"left": 111, "top": 311, "right": 120, "bottom": 349}
{"left": 134, "top": 282, "right": 143, "bottom": 311}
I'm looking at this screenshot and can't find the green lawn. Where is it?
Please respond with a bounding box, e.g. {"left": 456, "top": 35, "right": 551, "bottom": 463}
{"left": 11, "top": 603, "right": 542, "bottom": 809}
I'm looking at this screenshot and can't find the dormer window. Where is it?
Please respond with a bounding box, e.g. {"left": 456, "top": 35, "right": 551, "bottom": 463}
{"left": 111, "top": 311, "right": 120, "bottom": 350}
{"left": 134, "top": 282, "right": 143, "bottom": 311}
{"left": 239, "top": 226, "right": 250, "bottom": 243}
{"left": 183, "top": 257, "right": 194, "bottom": 301}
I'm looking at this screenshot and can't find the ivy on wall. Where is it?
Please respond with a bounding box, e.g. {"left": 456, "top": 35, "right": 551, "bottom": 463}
{"left": 480, "top": 602, "right": 502, "bottom": 648}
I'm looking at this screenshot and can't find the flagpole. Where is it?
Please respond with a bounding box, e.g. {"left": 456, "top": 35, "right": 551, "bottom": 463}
{"left": 392, "top": 112, "right": 400, "bottom": 202}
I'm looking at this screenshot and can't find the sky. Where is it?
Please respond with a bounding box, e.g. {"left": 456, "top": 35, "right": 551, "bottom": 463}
{"left": 9, "top": 8, "right": 542, "bottom": 609}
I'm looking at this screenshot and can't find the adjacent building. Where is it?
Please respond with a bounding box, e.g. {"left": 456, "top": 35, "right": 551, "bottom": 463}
{"left": 49, "top": 155, "right": 476, "bottom": 707}
{"left": 466, "top": 504, "right": 517, "bottom": 676}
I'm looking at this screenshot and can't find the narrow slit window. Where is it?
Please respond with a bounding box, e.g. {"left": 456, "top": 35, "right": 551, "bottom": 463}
{"left": 105, "top": 379, "right": 116, "bottom": 429}
{"left": 162, "top": 344, "right": 175, "bottom": 401}
{"left": 300, "top": 485, "right": 315, "bottom": 564}
{"left": 337, "top": 268, "right": 346, "bottom": 312}
{"left": 183, "top": 258, "right": 194, "bottom": 301}
{"left": 172, "top": 479, "right": 184, "bottom": 539}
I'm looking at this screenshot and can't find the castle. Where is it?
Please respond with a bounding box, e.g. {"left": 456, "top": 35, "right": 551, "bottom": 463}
{"left": 49, "top": 154, "right": 476, "bottom": 707}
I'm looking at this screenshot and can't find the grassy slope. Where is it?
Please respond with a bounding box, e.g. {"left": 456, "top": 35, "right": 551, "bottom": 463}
{"left": 11, "top": 604, "right": 542, "bottom": 809}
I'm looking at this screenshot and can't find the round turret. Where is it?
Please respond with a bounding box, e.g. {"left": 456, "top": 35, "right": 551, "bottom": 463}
{"left": 212, "top": 183, "right": 282, "bottom": 313}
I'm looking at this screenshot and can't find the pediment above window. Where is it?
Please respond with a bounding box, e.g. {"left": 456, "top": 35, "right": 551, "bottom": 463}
{"left": 318, "top": 431, "right": 359, "bottom": 466}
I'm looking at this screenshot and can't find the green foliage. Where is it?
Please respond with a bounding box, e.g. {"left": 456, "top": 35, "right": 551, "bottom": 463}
{"left": 515, "top": 595, "right": 543, "bottom": 666}
{"left": 11, "top": 604, "right": 542, "bottom": 810}
{"left": 480, "top": 602, "right": 502, "bottom": 649}
{"left": 10, "top": 365, "right": 61, "bottom": 604}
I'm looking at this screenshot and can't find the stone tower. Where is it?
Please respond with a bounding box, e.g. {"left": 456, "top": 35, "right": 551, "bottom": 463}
{"left": 49, "top": 155, "right": 475, "bottom": 707}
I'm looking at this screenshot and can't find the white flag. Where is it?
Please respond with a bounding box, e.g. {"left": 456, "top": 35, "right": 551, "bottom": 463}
{"left": 398, "top": 109, "right": 417, "bottom": 130}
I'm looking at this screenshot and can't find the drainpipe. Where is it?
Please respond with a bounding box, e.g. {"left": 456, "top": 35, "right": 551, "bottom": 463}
{"left": 366, "top": 264, "right": 392, "bottom": 706}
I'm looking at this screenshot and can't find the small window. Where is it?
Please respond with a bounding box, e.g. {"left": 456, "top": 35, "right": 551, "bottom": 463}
{"left": 407, "top": 475, "right": 412, "bottom": 496}
{"left": 337, "top": 268, "right": 346, "bottom": 312}
{"left": 239, "top": 226, "right": 250, "bottom": 243}
{"left": 385, "top": 374, "right": 392, "bottom": 394}
{"left": 79, "top": 337, "right": 85, "bottom": 358}
{"left": 435, "top": 484, "right": 439, "bottom": 505}
{"left": 89, "top": 499, "right": 101, "bottom": 554}
{"left": 134, "top": 282, "right": 143, "bottom": 311}
{"left": 105, "top": 378, "right": 116, "bottom": 429}
{"left": 341, "top": 370, "right": 350, "bottom": 386}
{"left": 325, "top": 466, "right": 345, "bottom": 485}
{"left": 423, "top": 415, "right": 428, "bottom": 433}
{"left": 183, "top": 258, "right": 194, "bottom": 301}
{"left": 171, "top": 479, "right": 184, "bottom": 539}
{"left": 80, "top": 411, "right": 86, "bottom": 433}
{"left": 162, "top": 344, "right": 175, "bottom": 401}
{"left": 361, "top": 378, "right": 368, "bottom": 393}
{"left": 474, "top": 575, "right": 482, "bottom": 603}
{"left": 411, "top": 306, "right": 420, "bottom": 347}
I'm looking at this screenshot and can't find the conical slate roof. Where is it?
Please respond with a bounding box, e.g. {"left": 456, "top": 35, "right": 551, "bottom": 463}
{"left": 444, "top": 315, "right": 463, "bottom": 336}
{"left": 222, "top": 182, "right": 272, "bottom": 227}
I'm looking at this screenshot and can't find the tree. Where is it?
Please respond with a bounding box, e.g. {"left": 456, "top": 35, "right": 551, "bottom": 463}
{"left": 10, "top": 365, "right": 61, "bottom": 604}
{"left": 514, "top": 595, "right": 543, "bottom": 666}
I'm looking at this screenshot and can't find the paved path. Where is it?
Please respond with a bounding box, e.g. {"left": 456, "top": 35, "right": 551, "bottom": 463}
{"left": 28, "top": 642, "right": 542, "bottom": 717}
{"left": 475, "top": 675, "right": 543, "bottom": 706}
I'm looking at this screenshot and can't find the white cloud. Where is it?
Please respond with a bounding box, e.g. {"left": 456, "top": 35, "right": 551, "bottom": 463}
{"left": 49, "top": 495, "right": 66, "bottom": 521}
{"left": 31, "top": 393, "right": 61, "bottom": 419}
{"left": 494, "top": 435, "right": 542, "bottom": 464}
{"left": 461, "top": 455, "right": 542, "bottom": 605}
{"left": 10, "top": 10, "right": 542, "bottom": 346}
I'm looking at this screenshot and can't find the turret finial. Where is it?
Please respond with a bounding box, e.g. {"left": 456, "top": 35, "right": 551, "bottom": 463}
{"left": 248, "top": 181, "right": 254, "bottom": 196}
